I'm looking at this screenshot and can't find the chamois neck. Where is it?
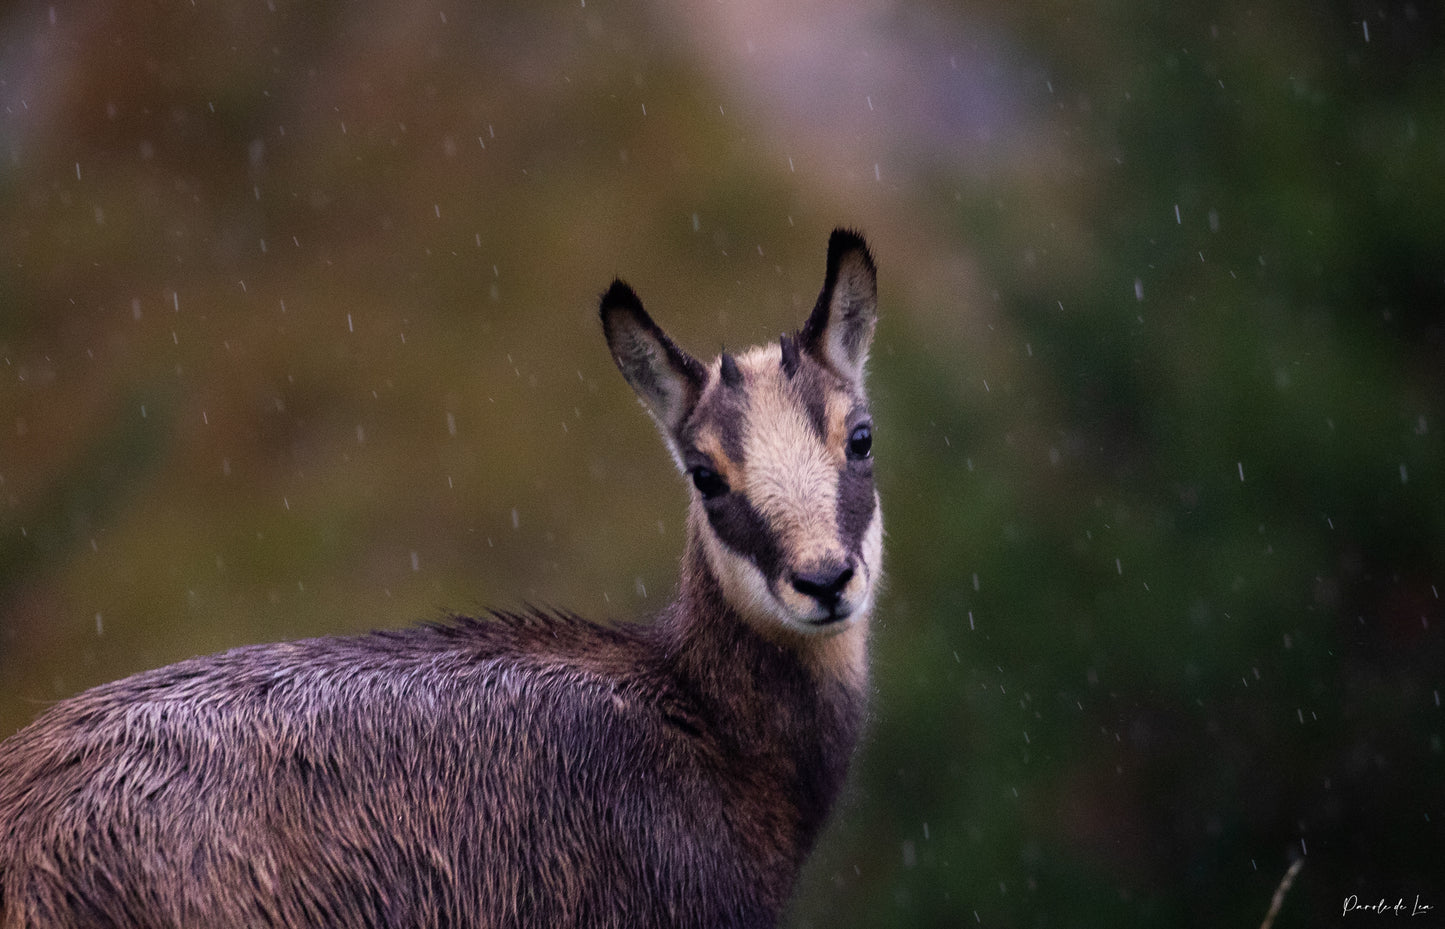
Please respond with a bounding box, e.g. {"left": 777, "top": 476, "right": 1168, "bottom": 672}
{"left": 669, "top": 523, "right": 872, "bottom": 690}
{"left": 644, "top": 533, "right": 867, "bottom": 857}
{"left": 652, "top": 530, "right": 870, "bottom": 730}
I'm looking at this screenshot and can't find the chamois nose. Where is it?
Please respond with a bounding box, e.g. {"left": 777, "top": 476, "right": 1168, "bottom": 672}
{"left": 791, "top": 562, "right": 855, "bottom": 609}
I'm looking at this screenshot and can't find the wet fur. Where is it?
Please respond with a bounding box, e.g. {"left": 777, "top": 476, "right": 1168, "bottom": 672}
{"left": 0, "top": 578, "right": 860, "bottom": 928}
{"left": 0, "top": 230, "right": 881, "bottom": 929}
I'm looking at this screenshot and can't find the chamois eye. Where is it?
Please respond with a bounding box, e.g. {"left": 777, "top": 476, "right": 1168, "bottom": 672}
{"left": 847, "top": 423, "right": 873, "bottom": 461}
{"left": 690, "top": 466, "right": 729, "bottom": 499}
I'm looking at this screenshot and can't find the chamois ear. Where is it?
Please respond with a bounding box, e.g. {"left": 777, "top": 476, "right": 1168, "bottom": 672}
{"left": 799, "top": 229, "right": 878, "bottom": 386}
{"left": 600, "top": 280, "right": 706, "bottom": 436}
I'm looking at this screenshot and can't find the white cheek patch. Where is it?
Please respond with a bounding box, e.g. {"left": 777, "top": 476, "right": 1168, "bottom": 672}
{"left": 698, "top": 509, "right": 788, "bottom": 626}
{"left": 853, "top": 495, "right": 885, "bottom": 613}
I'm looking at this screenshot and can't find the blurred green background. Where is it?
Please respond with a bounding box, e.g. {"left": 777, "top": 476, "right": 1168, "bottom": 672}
{"left": 2, "top": 1, "right": 1441, "bottom": 925}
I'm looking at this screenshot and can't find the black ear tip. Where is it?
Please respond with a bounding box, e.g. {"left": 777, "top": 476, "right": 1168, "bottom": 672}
{"left": 827, "top": 228, "right": 875, "bottom": 273}
{"left": 599, "top": 279, "right": 643, "bottom": 321}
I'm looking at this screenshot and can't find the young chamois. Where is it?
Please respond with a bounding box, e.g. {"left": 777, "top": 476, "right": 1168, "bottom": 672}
{"left": 0, "top": 229, "right": 883, "bottom": 929}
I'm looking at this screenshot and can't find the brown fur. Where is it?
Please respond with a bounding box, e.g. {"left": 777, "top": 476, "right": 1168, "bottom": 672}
{"left": 0, "top": 230, "right": 881, "bottom": 929}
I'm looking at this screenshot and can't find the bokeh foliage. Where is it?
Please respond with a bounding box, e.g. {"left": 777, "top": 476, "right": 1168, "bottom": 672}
{"left": 2, "top": 1, "right": 1440, "bottom": 926}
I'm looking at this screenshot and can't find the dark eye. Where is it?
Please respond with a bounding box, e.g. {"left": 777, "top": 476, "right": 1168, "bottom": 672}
{"left": 690, "top": 466, "right": 729, "bottom": 499}
{"left": 847, "top": 423, "right": 873, "bottom": 461}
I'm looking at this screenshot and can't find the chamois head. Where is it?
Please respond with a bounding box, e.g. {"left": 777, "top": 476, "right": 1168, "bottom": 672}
{"left": 601, "top": 229, "right": 882, "bottom": 637}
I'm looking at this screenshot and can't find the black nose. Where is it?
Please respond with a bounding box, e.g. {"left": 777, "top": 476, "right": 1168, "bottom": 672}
{"left": 791, "top": 562, "right": 855, "bottom": 609}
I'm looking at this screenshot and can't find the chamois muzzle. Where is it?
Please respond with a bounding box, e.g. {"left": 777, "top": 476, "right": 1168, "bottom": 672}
{"left": 791, "top": 561, "right": 856, "bottom": 619}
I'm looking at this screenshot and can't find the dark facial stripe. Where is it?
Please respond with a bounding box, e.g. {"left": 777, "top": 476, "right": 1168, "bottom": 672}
{"left": 705, "top": 493, "right": 785, "bottom": 589}
{"left": 835, "top": 461, "right": 876, "bottom": 557}
{"left": 785, "top": 360, "right": 830, "bottom": 443}
{"left": 684, "top": 381, "right": 749, "bottom": 466}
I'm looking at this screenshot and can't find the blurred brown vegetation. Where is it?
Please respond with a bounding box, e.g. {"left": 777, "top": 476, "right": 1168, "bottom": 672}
{"left": 3, "top": 1, "right": 1442, "bottom": 926}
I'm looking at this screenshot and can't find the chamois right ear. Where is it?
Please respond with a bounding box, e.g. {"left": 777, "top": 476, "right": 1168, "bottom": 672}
{"left": 799, "top": 229, "right": 878, "bottom": 386}
{"left": 600, "top": 280, "right": 706, "bottom": 436}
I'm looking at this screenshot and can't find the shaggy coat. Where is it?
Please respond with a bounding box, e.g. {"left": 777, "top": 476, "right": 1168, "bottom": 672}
{"left": 0, "top": 229, "right": 882, "bottom": 929}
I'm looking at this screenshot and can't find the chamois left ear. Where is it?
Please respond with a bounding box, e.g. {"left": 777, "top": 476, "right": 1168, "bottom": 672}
{"left": 799, "top": 228, "right": 878, "bottom": 386}
{"left": 600, "top": 280, "right": 706, "bottom": 436}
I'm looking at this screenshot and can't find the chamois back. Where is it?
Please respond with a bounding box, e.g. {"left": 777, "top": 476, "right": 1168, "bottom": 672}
{"left": 0, "top": 228, "right": 883, "bottom": 929}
